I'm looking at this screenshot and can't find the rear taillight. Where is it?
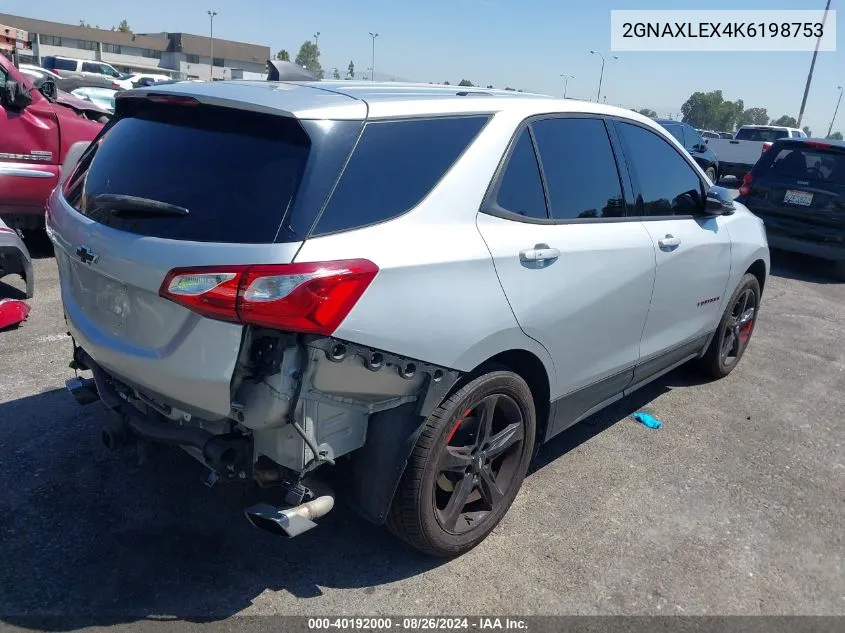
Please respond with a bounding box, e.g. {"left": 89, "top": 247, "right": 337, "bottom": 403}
{"left": 159, "top": 260, "right": 378, "bottom": 335}
{"left": 739, "top": 173, "right": 754, "bottom": 196}
{"left": 761, "top": 142, "right": 773, "bottom": 155}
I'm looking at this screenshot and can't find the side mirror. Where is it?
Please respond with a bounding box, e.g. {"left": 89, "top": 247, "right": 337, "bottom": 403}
{"left": 2, "top": 80, "right": 33, "bottom": 109}
{"left": 38, "top": 79, "right": 58, "bottom": 102}
{"left": 694, "top": 143, "right": 708, "bottom": 153}
{"left": 703, "top": 186, "right": 736, "bottom": 216}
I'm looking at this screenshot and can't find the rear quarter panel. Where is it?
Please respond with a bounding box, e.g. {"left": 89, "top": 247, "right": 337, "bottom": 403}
{"left": 295, "top": 108, "right": 557, "bottom": 386}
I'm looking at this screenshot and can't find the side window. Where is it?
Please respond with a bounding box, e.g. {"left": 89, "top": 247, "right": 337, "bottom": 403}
{"left": 617, "top": 122, "right": 704, "bottom": 217}
{"left": 53, "top": 58, "right": 76, "bottom": 71}
{"left": 0, "top": 68, "right": 7, "bottom": 91}
{"left": 313, "top": 116, "right": 489, "bottom": 236}
{"left": 100, "top": 64, "right": 118, "bottom": 77}
{"left": 685, "top": 126, "right": 703, "bottom": 149}
{"left": 494, "top": 129, "right": 548, "bottom": 220}
{"left": 531, "top": 117, "right": 625, "bottom": 220}
{"left": 82, "top": 62, "right": 100, "bottom": 73}
{"left": 663, "top": 124, "right": 684, "bottom": 145}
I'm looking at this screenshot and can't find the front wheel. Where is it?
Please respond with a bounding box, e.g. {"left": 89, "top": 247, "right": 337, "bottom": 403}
{"left": 387, "top": 369, "right": 536, "bottom": 557}
{"left": 697, "top": 274, "right": 761, "bottom": 378}
{"left": 705, "top": 166, "right": 718, "bottom": 183}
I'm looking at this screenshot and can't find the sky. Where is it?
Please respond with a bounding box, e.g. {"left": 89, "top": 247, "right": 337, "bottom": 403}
{"left": 4, "top": 0, "right": 844, "bottom": 135}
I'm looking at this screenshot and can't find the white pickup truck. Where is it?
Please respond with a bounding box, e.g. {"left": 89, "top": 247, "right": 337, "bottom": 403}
{"left": 707, "top": 125, "right": 807, "bottom": 180}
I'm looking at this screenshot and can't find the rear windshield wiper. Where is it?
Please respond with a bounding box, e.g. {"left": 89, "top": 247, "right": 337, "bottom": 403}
{"left": 92, "top": 194, "right": 190, "bottom": 218}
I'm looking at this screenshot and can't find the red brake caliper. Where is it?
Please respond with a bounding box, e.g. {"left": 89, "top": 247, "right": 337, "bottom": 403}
{"left": 738, "top": 318, "right": 754, "bottom": 345}
{"left": 446, "top": 408, "right": 473, "bottom": 443}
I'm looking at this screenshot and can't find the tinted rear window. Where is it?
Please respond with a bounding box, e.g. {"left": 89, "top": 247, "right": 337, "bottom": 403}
{"left": 312, "top": 116, "right": 489, "bottom": 236}
{"left": 64, "top": 103, "right": 312, "bottom": 243}
{"left": 758, "top": 145, "right": 845, "bottom": 185}
{"left": 735, "top": 128, "right": 789, "bottom": 142}
{"left": 46, "top": 57, "right": 76, "bottom": 71}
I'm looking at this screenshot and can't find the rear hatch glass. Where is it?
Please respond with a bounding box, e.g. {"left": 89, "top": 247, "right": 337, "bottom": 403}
{"left": 64, "top": 102, "right": 311, "bottom": 243}
{"left": 735, "top": 128, "right": 789, "bottom": 142}
{"left": 760, "top": 145, "right": 845, "bottom": 186}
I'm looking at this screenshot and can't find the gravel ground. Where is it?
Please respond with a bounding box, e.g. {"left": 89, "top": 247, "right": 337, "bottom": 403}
{"left": 0, "top": 235, "right": 843, "bottom": 628}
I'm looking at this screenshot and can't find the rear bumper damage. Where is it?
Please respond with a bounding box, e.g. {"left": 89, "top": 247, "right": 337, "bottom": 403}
{"left": 66, "top": 332, "right": 462, "bottom": 536}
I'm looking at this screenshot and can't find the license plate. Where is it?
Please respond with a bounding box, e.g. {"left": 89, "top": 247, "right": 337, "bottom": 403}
{"left": 784, "top": 189, "right": 813, "bottom": 206}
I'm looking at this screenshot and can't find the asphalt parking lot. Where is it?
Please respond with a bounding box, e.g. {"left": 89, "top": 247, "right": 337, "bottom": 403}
{"left": 0, "top": 231, "right": 843, "bottom": 625}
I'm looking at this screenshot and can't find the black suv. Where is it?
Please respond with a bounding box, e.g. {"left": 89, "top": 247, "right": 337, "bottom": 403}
{"left": 656, "top": 119, "right": 720, "bottom": 183}
{"left": 737, "top": 138, "right": 845, "bottom": 279}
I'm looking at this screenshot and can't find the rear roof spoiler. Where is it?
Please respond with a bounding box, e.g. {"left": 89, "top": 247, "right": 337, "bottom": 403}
{"left": 266, "top": 60, "right": 319, "bottom": 82}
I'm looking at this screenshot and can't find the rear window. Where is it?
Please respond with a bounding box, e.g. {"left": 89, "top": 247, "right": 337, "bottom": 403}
{"left": 735, "top": 128, "right": 789, "bottom": 142}
{"left": 64, "top": 103, "right": 312, "bottom": 243}
{"left": 312, "top": 116, "right": 489, "bottom": 236}
{"left": 45, "top": 57, "right": 76, "bottom": 71}
{"left": 757, "top": 144, "right": 845, "bottom": 184}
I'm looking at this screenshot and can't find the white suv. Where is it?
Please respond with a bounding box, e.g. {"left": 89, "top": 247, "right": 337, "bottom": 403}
{"left": 50, "top": 82, "right": 770, "bottom": 557}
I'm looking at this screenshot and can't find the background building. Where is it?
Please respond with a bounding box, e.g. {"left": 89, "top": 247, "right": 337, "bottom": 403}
{"left": 0, "top": 13, "right": 269, "bottom": 80}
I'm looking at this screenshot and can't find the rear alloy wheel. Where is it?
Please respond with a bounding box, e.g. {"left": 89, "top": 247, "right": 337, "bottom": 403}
{"left": 705, "top": 166, "right": 717, "bottom": 183}
{"left": 698, "top": 273, "right": 761, "bottom": 378}
{"left": 388, "top": 369, "right": 536, "bottom": 557}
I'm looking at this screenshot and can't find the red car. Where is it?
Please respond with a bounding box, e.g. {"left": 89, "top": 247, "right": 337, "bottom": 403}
{"left": 0, "top": 54, "right": 104, "bottom": 234}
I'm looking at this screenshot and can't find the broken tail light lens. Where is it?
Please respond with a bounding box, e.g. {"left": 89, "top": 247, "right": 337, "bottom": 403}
{"left": 159, "top": 260, "right": 378, "bottom": 335}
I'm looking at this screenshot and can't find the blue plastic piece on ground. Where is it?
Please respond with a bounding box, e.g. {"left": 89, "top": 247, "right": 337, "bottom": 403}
{"left": 632, "top": 412, "right": 663, "bottom": 429}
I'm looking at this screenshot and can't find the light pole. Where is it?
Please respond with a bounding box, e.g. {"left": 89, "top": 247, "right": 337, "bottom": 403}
{"left": 827, "top": 85, "right": 843, "bottom": 138}
{"left": 590, "top": 50, "right": 618, "bottom": 103}
{"left": 369, "top": 32, "right": 378, "bottom": 81}
{"left": 314, "top": 32, "right": 320, "bottom": 47}
{"left": 207, "top": 10, "right": 217, "bottom": 81}
{"left": 560, "top": 73, "right": 574, "bottom": 98}
{"left": 797, "top": 0, "right": 832, "bottom": 128}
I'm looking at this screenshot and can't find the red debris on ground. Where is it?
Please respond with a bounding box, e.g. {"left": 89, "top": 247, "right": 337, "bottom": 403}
{"left": 0, "top": 299, "right": 30, "bottom": 330}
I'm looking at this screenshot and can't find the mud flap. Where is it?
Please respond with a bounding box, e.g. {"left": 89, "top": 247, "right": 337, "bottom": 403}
{"left": 340, "top": 402, "right": 426, "bottom": 525}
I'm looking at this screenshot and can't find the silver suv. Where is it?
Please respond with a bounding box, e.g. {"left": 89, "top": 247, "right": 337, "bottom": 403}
{"left": 48, "top": 82, "right": 769, "bottom": 557}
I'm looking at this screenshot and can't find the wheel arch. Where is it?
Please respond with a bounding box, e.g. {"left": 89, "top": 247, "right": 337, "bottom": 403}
{"left": 343, "top": 346, "right": 553, "bottom": 526}
{"left": 745, "top": 258, "right": 767, "bottom": 293}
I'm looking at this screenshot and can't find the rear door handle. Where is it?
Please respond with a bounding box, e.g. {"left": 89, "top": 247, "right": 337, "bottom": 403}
{"left": 658, "top": 234, "right": 681, "bottom": 250}
{"left": 519, "top": 244, "right": 560, "bottom": 264}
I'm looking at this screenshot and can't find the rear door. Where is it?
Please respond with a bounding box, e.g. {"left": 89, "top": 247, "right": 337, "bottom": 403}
{"left": 48, "top": 93, "right": 366, "bottom": 417}
{"left": 476, "top": 116, "right": 656, "bottom": 429}
{"left": 614, "top": 120, "right": 731, "bottom": 371}
{"left": 743, "top": 141, "right": 845, "bottom": 243}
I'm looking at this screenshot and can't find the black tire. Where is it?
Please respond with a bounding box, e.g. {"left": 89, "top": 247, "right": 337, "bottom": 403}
{"left": 831, "top": 260, "right": 845, "bottom": 281}
{"left": 697, "top": 273, "right": 761, "bottom": 378}
{"left": 705, "top": 166, "right": 717, "bottom": 183}
{"left": 387, "top": 368, "right": 536, "bottom": 557}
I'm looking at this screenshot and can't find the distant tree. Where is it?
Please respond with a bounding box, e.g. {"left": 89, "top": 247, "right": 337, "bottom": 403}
{"left": 347, "top": 60, "right": 355, "bottom": 79}
{"left": 78, "top": 19, "right": 91, "bottom": 28}
{"left": 486, "top": 84, "right": 493, "bottom": 89}
{"left": 275, "top": 49, "right": 290, "bottom": 61}
{"left": 736, "top": 107, "right": 769, "bottom": 127}
{"left": 681, "top": 90, "right": 743, "bottom": 131}
{"left": 771, "top": 115, "right": 798, "bottom": 127}
{"left": 637, "top": 108, "right": 658, "bottom": 118}
{"left": 458, "top": 79, "right": 474, "bottom": 87}
{"left": 827, "top": 131, "right": 843, "bottom": 140}
{"left": 294, "top": 41, "right": 324, "bottom": 79}
{"left": 504, "top": 86, "right": 516, "bottom": 91}
{"left": 117, "top": 19, "right": 131, "bottom": 33}
{"left": 332, "top": 67, "right": 340, "bottom": 80}
{"left": 802, "top": 126, "right": 812, "bottom": 137}
{"left": 443, "top": 81, "right": 451, "bottom": 85}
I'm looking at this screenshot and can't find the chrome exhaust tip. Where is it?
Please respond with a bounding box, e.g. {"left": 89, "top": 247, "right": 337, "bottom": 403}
{"left": 244, "top": 492, "right": 334, "bottom": 538}
{"left": 65, "top": 377, "right": 100, "bottom": 406}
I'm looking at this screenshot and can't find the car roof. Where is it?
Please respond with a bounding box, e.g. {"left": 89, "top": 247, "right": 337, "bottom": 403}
{"left": 127, "top": 80, "right": 662, "bottom": 124}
